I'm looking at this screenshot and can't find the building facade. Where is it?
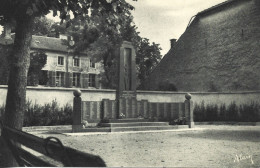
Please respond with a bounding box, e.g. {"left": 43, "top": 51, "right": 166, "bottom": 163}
{"left": 31, "top": 35, "right": 102, "bottom": 89}
{"left": 0, "top": 29, "right": 102, "bottom": 89}
{"left": 145, "top": 0, "right": 260, "bottom": 92}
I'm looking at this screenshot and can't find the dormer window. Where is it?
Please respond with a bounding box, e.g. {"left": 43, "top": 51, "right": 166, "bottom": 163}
{"left": 58, "top": 56, "right": 64, "bottom": 66}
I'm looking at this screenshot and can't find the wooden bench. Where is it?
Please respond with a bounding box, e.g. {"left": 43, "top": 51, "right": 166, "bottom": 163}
{"left": 0, "top": 121, "right": 106, "bottom": 167}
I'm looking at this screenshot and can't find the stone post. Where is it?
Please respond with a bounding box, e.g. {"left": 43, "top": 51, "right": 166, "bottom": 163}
{"left": 72, "top": 89, "right": 82, "bottom": 132}
{"left": 184, "top": 93, "right": 194, "bottom": 128}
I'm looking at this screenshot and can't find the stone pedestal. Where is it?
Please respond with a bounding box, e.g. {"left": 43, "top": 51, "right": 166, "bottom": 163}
{"left": 72, "top": 89, "right": 83, "bottom": 132}
{"left": 184, "top": 93, "right": 194, "bottom": 128}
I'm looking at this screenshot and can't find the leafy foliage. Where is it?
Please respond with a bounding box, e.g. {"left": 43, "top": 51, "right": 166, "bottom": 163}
{"left": 136, "top": 38, "right": 162, "bottom": 89}
{"left": 0, "top": 46, "right": 47, "bottom": 86}
{"left": 48, "top": 4, "right": 162, "bottom": 89}
{"left": 0, "top": 0, "right": 136, "bottom": 165}
{"left": 27, "top": 50, "right": 47, "bottom": 86}
{"left": 24, "top": 100, "right": 72, "bottom": 126}
{"left": 59, "top": 11, "right": 140, "bottom": 88}
{"left": 0, "top": 0, "right": 140, "bottom": 87}
{"left": 0, "top": 100, "right": 72, "bottom": 126}
{"left": 32, "top": 16, "right": 54, "bottom": 36}
{"left": 194, "top": 101, "right": 260, "bottom": 122}
{"left": 0, "top": 0, "right": 136, "bottom": 23}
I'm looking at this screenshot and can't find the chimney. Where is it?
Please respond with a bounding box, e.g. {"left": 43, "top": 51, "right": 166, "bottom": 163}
{"left": 170, "top": 38, "right": 177, "bottom": 49}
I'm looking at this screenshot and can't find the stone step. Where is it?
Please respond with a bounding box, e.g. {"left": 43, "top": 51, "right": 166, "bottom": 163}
{"left": 103, "top": 118, "right": 150, "bottom": 123}
{"left": 111, "top": 125, "right": 189, "bottom": 132}
{"left": 99, "top": 122, "right": 169, "bottom": 127}
{"left": 80, "top": 127, "right": 111, "bottom": 132}
{"left": 74, "top": 125, "right": 189, "bottom": 133}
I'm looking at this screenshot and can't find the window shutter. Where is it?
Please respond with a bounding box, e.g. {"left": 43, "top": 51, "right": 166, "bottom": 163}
{"left": 69, "top": 72, "right": 73, "bottom": 87}
{"left": 48, "top": 71, "right": 56, "bottom": 87}
{"left": 65, "top": 72, "right": 73, "bottom": 88}
{"left": 65, "top": 72, "right": 70, "bottom": 87}
{"left": 48, "top": 71, "right": 52, "bottom": 86}
{"left": 80, "top": 73, "right": 84, "bottom": 88}
{"left": 95, "top": 74, "right": 100, "bottom": 89}
{"left": 61, "top": 72, "right": 65, "bottom": 87}
{"left": 83, "top": 74, "right": 89, "bottom": 88}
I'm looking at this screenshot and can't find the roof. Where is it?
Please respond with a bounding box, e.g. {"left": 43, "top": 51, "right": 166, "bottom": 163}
{"left": 186, "top": 0, "right": 250, "bottom": 29}
{"left": 155, "top": 0, "right": 251, "bottom": 75}
{"left": 197, "top": 0, "right": 249, "bottom": 16}
{"left": 31, "top": 35, "right": 68, "bottom": 53}
{"left": 0, "top": 34, "right": 88, "bottom": 54}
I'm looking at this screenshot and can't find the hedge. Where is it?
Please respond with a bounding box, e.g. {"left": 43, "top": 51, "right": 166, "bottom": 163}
{"left": 194, "top": 101, "right": 260, "bottom": 122}
{"left": 0, "top": 99, "right": 72, "bottom": 126}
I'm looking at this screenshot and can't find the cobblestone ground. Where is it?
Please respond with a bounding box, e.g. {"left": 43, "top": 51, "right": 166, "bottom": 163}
{"left": 27, "top": 125, "right": 260, "bottom": 167}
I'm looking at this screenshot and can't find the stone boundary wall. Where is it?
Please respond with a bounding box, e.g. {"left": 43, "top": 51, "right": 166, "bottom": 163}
{"left": 0, "top": 85, "right": 259, "bottom": 106}
{"left": 137, "top": 90, "right": 260, "bottom": 105}
{"left": 0, "top": 85, "right": 116, "bottom": 106}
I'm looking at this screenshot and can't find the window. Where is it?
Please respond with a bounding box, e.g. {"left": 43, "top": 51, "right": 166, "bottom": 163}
{"left": 90, "top": 59, "right": 95, "bottom": 68}
{"left": 88, "top": 74, "right": 96, "bottom": 87}
{"left": 58, "top": 56, "right": 64, "bottom": 66}
{"left": 73, "top": 57, "right": 80, "bottom": 67}
{"left": 73, "top": 73, "right": 81, "bottom": 87}
{"left": 56, "top": 72, "right": 65, "bottom": 87}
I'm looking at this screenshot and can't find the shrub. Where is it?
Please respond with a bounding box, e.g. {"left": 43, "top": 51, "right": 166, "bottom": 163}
{"left": 219, "top": 104, "right": 227, "bottom": 121}
{"left": 239, "top": 101, "right": 260, "bottom": 122}
{"left": 227, "top": 102, "right": 239, "bottom": 121}
{"left": 23, "top": 100, "right": 72, "bottom": 126}
{"left": 193, "top": 101, "right": 260, "bottom": 122}
{"left": 206, "top": 104, "right": 218, "bottom": 121}
{"left": 194, "top": 101, "right": 206, "bottom": 121}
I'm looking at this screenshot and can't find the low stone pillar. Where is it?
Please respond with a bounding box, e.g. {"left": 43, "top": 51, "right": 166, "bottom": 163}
{"left": 184, "top": 93, "right": 194, "bottom": 128}
{"left": 72, "top": 89, "right": 82, "bottom": 132}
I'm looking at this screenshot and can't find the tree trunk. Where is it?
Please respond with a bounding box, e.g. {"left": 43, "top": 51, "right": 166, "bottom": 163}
{"left": 4, "top": 17, "right": 33, "bottom": 129}
{"left": 3, "top": 16, "right": 34, "bottom": 166}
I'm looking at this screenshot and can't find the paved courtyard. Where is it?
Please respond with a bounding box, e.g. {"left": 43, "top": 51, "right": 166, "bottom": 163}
{"left": 27, "top": 125, "right": 260, "bottom": 167}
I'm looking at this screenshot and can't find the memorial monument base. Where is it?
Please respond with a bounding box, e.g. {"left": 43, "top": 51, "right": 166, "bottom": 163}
{"left": 98, "top": 119, "right": 189, "bottom": 132}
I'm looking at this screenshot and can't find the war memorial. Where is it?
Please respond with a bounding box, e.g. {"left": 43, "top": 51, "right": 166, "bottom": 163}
{"left": 72, "top": 41, "right": 194, "bottom": 133}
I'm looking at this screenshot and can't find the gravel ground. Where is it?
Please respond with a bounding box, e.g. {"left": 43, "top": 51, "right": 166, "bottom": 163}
{"left": 28, "top": 125, "right": 260, "bottom": 167}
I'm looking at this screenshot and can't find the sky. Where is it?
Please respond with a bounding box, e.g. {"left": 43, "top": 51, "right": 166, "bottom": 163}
{"left": 0, "top": 0, "right": 227, "bottom": 55}
{"left": 125, "top": 0, "right": 227, "bottom": 55}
